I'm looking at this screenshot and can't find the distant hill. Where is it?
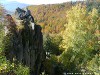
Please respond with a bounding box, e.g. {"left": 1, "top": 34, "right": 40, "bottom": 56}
{"left": 2, "top": 1, "right": 29, "bottom": 12}
{"left": 2, "top": 1, "right": 100, "bottom": 35}
{"left": 28, "top": 2, "right": 80, "bottom": 34}
{"left": 28, "top": 1, "right": 100, "bottom": 34}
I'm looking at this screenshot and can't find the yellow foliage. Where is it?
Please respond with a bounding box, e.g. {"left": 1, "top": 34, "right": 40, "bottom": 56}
{"left": 16, "top": 25, "right": 24, "bottom": 30}
{"left": 59, "top": 4, "right": 100, "bottom": 74}
{"left": 0, "top": 63, "right": 7, "bottom": 72}
{"left": 60, "top": 4, "right": 99, "bottom": 51}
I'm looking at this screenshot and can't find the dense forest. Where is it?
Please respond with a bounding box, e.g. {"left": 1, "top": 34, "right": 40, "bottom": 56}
{"left": 27, "top": 1, "right": 100, "bottom": 35}
{"left": 28, "top": 2, "right": 77, "bottom": 34}
{"left": 0, "top": 0, "right": 100, "bottom": 75}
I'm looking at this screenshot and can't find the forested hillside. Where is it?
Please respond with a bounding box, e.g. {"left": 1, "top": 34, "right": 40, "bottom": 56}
{"left": 28, "top": 2, "right": 78, "bottom": 34}
{"left": 0, "top": 0, "right": 100, "bottom": 75}
{"left": 27, "top": 1, "right": 100, "bottom": 35}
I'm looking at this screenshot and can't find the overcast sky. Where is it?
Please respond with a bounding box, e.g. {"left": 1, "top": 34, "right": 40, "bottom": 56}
{"left": 1, "top": 0, "right": 84, "bottom": 5}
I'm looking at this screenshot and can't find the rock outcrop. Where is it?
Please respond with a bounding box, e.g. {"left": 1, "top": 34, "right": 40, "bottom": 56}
{"left": 3, "top": 14, "right": 45, "bottom": 75}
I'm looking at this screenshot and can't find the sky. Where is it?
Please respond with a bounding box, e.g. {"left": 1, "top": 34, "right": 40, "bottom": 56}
{"left": 1, "top": 0, "right": 84, "bottom": 5}
{"left": 0, "top": 0, "right": 84, "bottom": 12}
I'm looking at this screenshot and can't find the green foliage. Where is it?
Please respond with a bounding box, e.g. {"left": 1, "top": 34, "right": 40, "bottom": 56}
{"left": 0, "top": 4, "right": 7, "bottom": 74}
{"left": 60, "top": 4, "right": 99, "bottom": 74}
{"left": 0, "top": 4, "right": 30, "bottom": 75}
{"left": 0, "top": 27, "right": 4, "bottom": 53}
{"left": 14, "top": 64, "right": 30, "bottom": 75}
{"left": 0, "top": 60, "right": 30, "bottom": 75}
{"left": 87, "top": 54, "right": 100, "bottom": 75}
{"left": 43, "top": 34, "right": 64, "bottom": 75}
{"left": 86, "top": 0, "right": 100, "bottom": 12}
{"left": 44, "top": 35, "right": 63, "bottom": 56}
{"left": 0, "top": 5, "right": 5, "bottom": 52}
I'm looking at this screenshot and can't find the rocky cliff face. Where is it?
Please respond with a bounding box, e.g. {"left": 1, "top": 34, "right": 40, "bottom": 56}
{"left": 3, "top": 14, "right": 45, "bottom": 75}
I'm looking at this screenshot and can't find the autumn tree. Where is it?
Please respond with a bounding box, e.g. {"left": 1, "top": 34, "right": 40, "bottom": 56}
{"left": 60, "top": 4, "right": 99, "bottom": 74}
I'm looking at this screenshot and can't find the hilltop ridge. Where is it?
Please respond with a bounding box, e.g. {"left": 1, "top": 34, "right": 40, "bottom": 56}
{"left": 27, "top": 1, "right": 84, "bottom": 34}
